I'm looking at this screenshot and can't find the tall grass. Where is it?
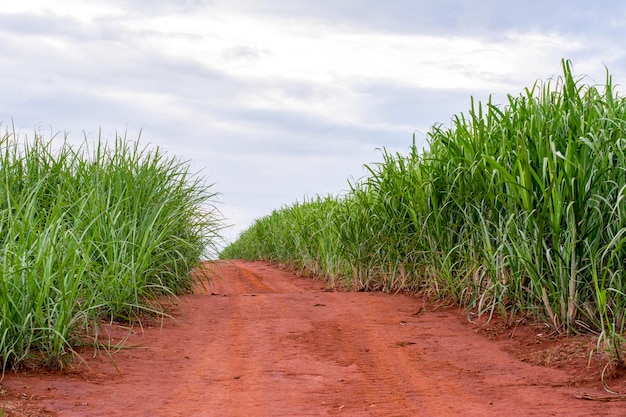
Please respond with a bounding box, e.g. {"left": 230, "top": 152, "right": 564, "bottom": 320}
{"left": 221, "top": 60, "right": 626, "bottom": 361}
{"left": 0, "top": 127, "right": 223, "bottom": 372}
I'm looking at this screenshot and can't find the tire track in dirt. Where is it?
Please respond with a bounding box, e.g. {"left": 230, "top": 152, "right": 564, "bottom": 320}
{"left": 2, "top": 260, "right": 625, "bottom": 416}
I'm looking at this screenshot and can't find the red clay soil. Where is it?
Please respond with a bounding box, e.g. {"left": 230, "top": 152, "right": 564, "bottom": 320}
{"left": 2, "top": 260, "right": 626, "bottom": 416}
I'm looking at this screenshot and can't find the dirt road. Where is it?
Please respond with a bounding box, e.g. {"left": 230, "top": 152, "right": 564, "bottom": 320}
{"left": 2, "top": 260, "right": 625, "bottom": 416}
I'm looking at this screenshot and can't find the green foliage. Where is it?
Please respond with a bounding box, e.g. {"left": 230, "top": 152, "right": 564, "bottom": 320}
{"left": 0, "top": 128, "right": 223, "bottom": 372}
{"left": 221, "top": 59, "right": 626, "bottom": 361}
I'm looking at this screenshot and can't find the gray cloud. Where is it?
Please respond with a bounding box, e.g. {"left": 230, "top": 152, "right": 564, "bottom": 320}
{"left": 222, "top": 45, "right": 271, "bottom": 61}
{"left": 109, "top": 0, "right": 215, "bottom": 15}
{"left": 0, "top": 12, "right": 80, "bottom": 37}
{"left": 220, "top": 0, "right": 626, "bottom": 38}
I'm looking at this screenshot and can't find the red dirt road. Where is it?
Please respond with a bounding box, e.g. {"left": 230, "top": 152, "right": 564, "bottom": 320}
{"left": 2, "top": 260, "right": 625, "bottom": 416}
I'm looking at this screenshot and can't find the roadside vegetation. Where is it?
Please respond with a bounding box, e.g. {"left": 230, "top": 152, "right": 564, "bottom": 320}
{"left": 221, "top": 60, "right": 626, "bottom": 365}
{"left": 0, "top": 128, "right": 223, "bottom": 372}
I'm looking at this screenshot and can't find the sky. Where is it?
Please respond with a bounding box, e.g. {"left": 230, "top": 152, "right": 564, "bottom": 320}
{"left": 1, "top": 1, "right": 625, "bottom": 249}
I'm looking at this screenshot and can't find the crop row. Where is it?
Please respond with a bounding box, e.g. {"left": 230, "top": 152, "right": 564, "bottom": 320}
{"left": 221, "top": 60, "right": 626, "bottom": 363}
{"left": 0, "top": 129, "right": 223, "bottom": 372}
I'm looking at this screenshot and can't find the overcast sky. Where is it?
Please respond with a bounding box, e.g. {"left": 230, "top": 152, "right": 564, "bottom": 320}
{"left": 1, "top": 1, "right": 625, "bottom": 247}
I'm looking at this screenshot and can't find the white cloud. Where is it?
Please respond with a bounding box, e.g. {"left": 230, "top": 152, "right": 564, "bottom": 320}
{"left": 1, "top": 1, "right": 625, "bottom": 244}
